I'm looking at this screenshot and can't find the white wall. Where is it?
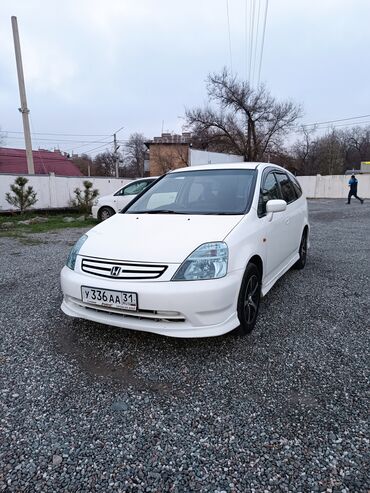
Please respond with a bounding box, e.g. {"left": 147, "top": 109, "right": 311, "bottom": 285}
{"left": 297, "top": 174, "right": 370, "bottom": 199}
{"left": 0, "top": 174, "right": 132, "bottom": 211}
{"left": 1, "top": 172, "right": 369, "bottom": 211}
{"left": 189, "top": 149, "right": 242, "bottom": 165}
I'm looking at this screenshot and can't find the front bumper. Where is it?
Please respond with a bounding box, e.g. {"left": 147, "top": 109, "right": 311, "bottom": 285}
{"left": 60, "top": 266, "right": 242, "bottom": 338}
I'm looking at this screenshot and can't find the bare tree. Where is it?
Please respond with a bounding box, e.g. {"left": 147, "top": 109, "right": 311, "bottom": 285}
{"left": 71, "top": 153, "right": 93, "bottom": 176}
{"left": 342, "top": 126, "right": 370, "bottom": 166}
{"left": 124, "top": 133, "right": 147, "bottom": 177}
{"left": 186, "top": 68, "right": 302, "bottom": 161}
{"left": 285, "top": 124, "right": 370, "bottom": 176}
{"left": 93, "top": 151, "right": 119, "bottom": 176}
{"left": 292, "top": 125, "right": 318, "bottom": 174}
{"left": 318, "top": 131, "right": 345, "bottom": 174}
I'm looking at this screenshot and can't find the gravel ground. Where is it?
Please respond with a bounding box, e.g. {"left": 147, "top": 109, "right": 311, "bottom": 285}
{"left": 0, "top": 199, "right": 369, "bottom": 492}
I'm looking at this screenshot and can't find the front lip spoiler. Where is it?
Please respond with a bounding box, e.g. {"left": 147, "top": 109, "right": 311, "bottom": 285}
{"left": 61, "top": 297, "right": 239, "bottom": 338}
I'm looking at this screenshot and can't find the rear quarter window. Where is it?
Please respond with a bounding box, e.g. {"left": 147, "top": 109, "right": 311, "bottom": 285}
{"left": 290, "top": 175, "right": 303, "bottom": 198}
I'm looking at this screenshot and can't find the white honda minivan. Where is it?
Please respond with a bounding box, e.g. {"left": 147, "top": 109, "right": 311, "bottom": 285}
{"left": 61, "top": 163, "right": 309, "bottom": 338}
{"left": 91, "top": 177, "right": 158, "bottom": 221}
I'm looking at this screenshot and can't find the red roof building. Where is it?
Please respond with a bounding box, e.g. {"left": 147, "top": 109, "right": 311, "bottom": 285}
{"left": 0, "top": 147, "right": 83, "bottom": 176}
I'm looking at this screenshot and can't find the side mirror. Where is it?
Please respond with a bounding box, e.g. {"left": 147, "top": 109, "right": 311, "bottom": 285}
{"left": 266, "top": 199, "right": 287, "bottom": 214}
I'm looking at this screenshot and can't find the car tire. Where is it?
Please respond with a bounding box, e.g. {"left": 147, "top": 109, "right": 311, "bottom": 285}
{"left": 293, "top": 229, "right": 308, "bottom": 270}
{"left": 98, "top": 206, "right": 115, "bottom": 222}
{"left": 236, "top": 262, "right": 261, "bottom": 336}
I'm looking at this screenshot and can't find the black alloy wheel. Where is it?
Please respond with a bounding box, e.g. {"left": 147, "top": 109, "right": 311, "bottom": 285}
{"left": 236, "top": 262, "right": 261, "bottom": 335}
{"left": 99, "top": 206, "right": 115, "bottom": 222}
{"left": 294, "top": 230, "right": 308, "bottom": 270}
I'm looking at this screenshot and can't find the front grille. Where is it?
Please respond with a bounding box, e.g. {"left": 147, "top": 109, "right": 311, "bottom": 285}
{"left": 81, "top": 257, "right": 168, "bottom": 280}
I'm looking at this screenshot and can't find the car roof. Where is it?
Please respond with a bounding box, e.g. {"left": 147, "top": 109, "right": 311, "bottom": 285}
{"left": 169, "top": 162, "right": 286, "bottom": 173}
{"left": 130, "top": 176, "right": 158, "bottom": 182}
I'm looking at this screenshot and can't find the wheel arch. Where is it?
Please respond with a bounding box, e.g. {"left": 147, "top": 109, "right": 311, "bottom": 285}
{"left": 98, "top": 205, "right": 116, "bottom": 221}
{"left": 247, "top": 254, "right": 263, "bottom": 280}
{"left": 302, "top": 223, "right": 310, "bottom": 247}
{"left": 237, "top": 254, "right": 264, "bottom": 294}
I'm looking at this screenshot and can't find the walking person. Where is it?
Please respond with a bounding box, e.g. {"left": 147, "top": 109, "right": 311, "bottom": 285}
{"left": 347, "top": 175, "right": 364, "bottom": 204}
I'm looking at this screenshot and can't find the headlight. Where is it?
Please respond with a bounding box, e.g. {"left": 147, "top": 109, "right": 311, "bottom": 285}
{"left": 172, "top": 242, "right": 228, "bottom": 281}
{"left": 66, "top": 235, "right": 88, "bottom": 270}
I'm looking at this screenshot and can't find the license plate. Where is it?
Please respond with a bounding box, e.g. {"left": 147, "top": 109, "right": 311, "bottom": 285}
{"left": 81, "top": 286, "right": 137, "bottom": 311}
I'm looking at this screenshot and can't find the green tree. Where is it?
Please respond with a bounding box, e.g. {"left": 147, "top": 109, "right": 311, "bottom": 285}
{"left": 71, "top": 180, "right": 99, "bottom": 215}
{"left": 5, "top": 176, "right": 38, "bottom": 212}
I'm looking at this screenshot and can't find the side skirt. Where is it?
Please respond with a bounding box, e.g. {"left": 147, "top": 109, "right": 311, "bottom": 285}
{"left": 261, "top": 253, "right": 300, "bottom": 297}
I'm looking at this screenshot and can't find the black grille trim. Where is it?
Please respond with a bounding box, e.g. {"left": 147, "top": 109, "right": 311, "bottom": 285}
{"left": 81, "top": 258, "right": 168, "bottom": 280}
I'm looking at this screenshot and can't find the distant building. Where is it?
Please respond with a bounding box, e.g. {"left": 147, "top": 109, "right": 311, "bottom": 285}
{"left": 0, "top": 147, "right": 83, "bottom": 176}
{"left": 145, "top": 132, "right": 242, "bottom": 176}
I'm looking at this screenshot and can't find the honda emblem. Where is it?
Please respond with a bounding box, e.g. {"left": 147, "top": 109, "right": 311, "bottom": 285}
{"left": 110, "top": 266, "right": 121, "bottom": 277}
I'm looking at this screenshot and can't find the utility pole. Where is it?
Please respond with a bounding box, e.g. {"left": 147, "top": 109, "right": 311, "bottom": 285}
{"left": 113, "top": 126, "right": 124, "bottom": 178}
{"left": 11, "top": 16, "right": 34, "bottom": 175}
{"left": 113, "top": 132, "right": 119, "bottom": 178}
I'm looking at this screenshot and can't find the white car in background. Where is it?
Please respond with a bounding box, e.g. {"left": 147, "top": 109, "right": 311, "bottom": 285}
{"left": 62, "top": 163, "right": 309, "bottom": 338}
{"left": 92, "top": 177, "right": 158, "bottom": 221}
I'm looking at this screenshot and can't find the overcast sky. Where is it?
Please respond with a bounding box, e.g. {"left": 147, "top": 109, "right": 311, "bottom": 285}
{"left": 1, "top": 0, "right": 369, "bottom": 155}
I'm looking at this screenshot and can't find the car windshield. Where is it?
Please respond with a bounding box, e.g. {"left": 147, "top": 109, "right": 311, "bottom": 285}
{"left": 125, "top": 169, "right": 256, "bottom": 215}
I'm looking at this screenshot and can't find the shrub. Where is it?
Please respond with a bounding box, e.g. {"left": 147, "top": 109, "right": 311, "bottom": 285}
{"left": 5, "top": 176, "right": 38, "bottom": 213}
{"left": 71, "top": 180, "right": 99, "bottom": 215}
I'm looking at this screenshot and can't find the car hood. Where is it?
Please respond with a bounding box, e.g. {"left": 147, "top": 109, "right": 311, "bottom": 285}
{"left": 97, "top": 194, "right": 114, "bottom": 202}
{"left": 80, "top": 213, "right": 243, "bottom": 263}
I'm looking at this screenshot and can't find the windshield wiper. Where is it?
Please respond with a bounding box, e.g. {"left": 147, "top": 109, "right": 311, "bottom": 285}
{"left": 214, "top": 212, "right": 242, "bottom": 215}
{"left": 130, "top": 209, "right": 184, "bottom": 214}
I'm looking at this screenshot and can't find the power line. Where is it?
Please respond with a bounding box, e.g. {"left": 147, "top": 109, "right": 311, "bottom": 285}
{"left": 0, "top": 153, "right": 74, "bottom": 158}
{"left": 226, "top": 0, "right": 233, "bottom": 73}
{"left": 292, "top": 119, "right": 370, "bottom": 134}
{"left": 248, "top": 0, "right": 256, "bottom": 85}
{"left": 4, "top": 135, "right": 112, "bottom": 144}
{"left": 81, "top": 141, "right": 114, "bottom": 154}
{"left": 245, "top": 0, "right": 249, "bottom": 82}
{"left": 313, "top": 120, "right": 370, "bottom": 131}
{"left": 70, "top": 135, "right": 114, "bottom": 152}
{"left": 251, "top": 0, "right": 261, "bottom": 87}
{"left": 2, "top": 130, "right": 111, "bottom": 137}
{"left": 301, "top": 114, "right": 370, "bottom": 127}
{"left": 0, "top": 141, "right": 113, "bottom": 155}
{"left": 257, "top": 0, "right": 269, "bottom": 86}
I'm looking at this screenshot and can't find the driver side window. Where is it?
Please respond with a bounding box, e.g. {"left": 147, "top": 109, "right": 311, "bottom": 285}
{"left": 258, "top": 172, "right": 281, "bottom": 216}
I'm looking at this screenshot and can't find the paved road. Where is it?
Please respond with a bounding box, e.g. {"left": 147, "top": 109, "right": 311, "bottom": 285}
{"left": 0, "top": 200, "right": 369, "bottom": 492}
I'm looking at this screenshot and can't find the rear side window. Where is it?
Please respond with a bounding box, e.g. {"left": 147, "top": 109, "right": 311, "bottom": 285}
{"left": 258, "top": 172, "right": 281, "bottom": 216}
{"left": 290, "top": 175, "right": 303, "bottom": 198}
{"left": 274, "top": 173, "right": 297, "bottom": 204}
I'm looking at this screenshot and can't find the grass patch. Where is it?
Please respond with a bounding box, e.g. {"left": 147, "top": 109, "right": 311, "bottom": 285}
{"left": 0, "top": 212, "right": 97, "bottom": 236}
